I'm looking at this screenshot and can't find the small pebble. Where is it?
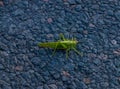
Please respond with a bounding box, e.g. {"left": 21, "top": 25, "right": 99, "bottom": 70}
{"left": 115, "top": 10, "right": 120, "bottom": 21}
{"left": 68, "top": 0, "right": 76, "bottom": 4}
{"left": 49, "top": 84, "right": 58, "bottom": 89}
{"left": 0, "top": 1, "right": 4, "bottom": 6}
{"left": 111, "top": 40, "right": 117, "bottom": 45}
{"left": 47, "top": 18, "right": 53, "bottom": 23}
{"left": 37, "top": 86, "right": 43, "bottom": 89}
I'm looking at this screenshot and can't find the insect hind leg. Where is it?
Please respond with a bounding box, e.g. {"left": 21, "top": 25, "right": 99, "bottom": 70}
{"left": 72, "top": 47, "right": 83, "bottom": 56}
{"left": 52, "top": 41, "right": 59, "bottom": 56}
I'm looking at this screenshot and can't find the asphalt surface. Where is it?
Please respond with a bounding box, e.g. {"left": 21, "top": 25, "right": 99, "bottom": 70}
{"left": 0, "top": 0, "right": 120, "bottom": 89}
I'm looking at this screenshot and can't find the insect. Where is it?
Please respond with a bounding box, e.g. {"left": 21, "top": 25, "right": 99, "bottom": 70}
{"left": 38, "top": 33, "right": 83, "bottom": 58}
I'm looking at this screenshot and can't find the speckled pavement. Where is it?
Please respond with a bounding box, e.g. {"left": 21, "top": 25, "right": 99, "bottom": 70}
{"left": 0, "top": 0, "right": 120, "bottom": 89}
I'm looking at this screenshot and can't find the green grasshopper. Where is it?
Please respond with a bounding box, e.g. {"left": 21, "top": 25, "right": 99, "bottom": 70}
{"left": 38, "top": 33, "right": 83, "bottom": 58}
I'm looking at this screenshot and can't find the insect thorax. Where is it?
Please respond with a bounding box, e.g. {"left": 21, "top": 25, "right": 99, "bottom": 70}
{"left": 60, "top": 40, "right": 77, "bottom": 48}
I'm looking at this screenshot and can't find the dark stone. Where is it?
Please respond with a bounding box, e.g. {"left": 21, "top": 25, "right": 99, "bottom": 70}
{"left": 49, "top": 84, "right": 58, "bottom": 89}
{"left": 1, "top": 84, "right": 12, "bottom": 89}
{"left": 75, "top": 0, "right": 81, "bottom": 4}
{"left": 115, "top": 10, "right": 120, "bottom": 21}
{"left": 56, "top": 0, "right": 62, "bottom": 3}
{"left": 100, "top": 82, "right": 109, "bottom": 88}
{"left": 93, "top": 59, "right": 101, "bottom": 66}
{"left": 8, "top": 24, "right": 18, "bottom": 34}
{"left": 37, "top": 86, "right": 43, "bottom": 89}
{"left": 0, "top": 42, "right": 7, "bottom": 51}
{"left": 62, "top": 76, "right": 69, "bottom": 82}
{"left": 0, "top": 64, "right": 4, "bottom": 69}
{"left": 31, "top": 57, "right": 41, "bottom": 66}
{"left": 13, "top": 9, "right": 24, "bottom": 16}
{"left": 68, "top": 0, "right": 76, "bottom": 5}
{"left": 75, "top": 5, "right": 82, "bottom": 12}
{"left": 44, "top": 84, "right": 50, "bottom": 89}
{"left": 32, "top": 4, "right": 39, "bottom": 10}
{"left": 107, "top": 10, "right": 114, "bottom": 16}
{"left": 57, "top": 18, "right": 64, "bottom": 23}
{"left": 79, "top": 82, "right": 87, "bottom": 88}
{"left": 64, "top": 63, "right": 74, "bottom": 71}
{"left": 53, "top": 73, "right": 60, "bottom": 79}
{"left": 77, "top": 27, "right": 84, "bottom": 32}
{"left": 44, "top": 27, "right": 50, "bottom": 33}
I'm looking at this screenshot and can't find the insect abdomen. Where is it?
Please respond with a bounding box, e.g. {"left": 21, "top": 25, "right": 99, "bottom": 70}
{"left": 38, "top": 42, "right": 58, "bottom": 48}
{"left": 38, "top": 41, "right": 77, "bottom": 49}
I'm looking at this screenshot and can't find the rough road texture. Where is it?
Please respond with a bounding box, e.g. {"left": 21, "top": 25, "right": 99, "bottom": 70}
{"left": 0, "top": 0, "right": 120, "bottom": 89}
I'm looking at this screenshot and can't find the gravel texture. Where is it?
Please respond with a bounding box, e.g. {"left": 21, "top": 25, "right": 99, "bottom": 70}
{"left": 0, "top": 0, "right": 120, "bottom": 89}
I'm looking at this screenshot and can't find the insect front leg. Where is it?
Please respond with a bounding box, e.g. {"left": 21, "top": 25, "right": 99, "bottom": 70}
{"left": 52, "top": 41, "right": 59, "bottom": 56}
{"left": 72, "top": 47, "right": 83, "bottom": 56}
{"left": 66, "top": 48, "right": 70, "bottom": 59}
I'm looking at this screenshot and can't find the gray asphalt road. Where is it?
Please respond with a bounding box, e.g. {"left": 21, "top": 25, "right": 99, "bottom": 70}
{"left": 0, "top": 0, "right": 120, "bottom": 89}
